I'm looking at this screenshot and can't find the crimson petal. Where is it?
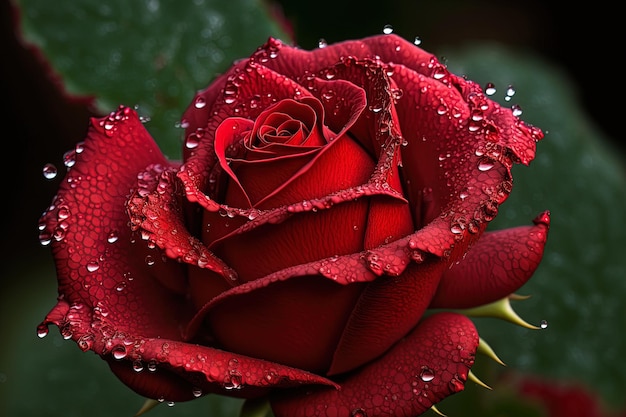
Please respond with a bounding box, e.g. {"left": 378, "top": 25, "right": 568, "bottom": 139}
{"left": 104, "top": 337, "right": 338, "bottom": 403}
{"left": 39, "top": 106, "right": 185, "bottom": 342}
{"left": 271, "top": 312, "right": 478, "bottom": 417}
{"left": 430, "top": 211, "right": 551, "bottom": 309}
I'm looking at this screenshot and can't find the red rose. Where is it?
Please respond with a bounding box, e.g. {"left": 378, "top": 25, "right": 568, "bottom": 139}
{"left": 38, "top": 34, "right": 550, "bottom": 416}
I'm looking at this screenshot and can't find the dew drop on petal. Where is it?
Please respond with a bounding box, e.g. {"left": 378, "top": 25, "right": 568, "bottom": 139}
{"left": 37, "top": 323, "right": 49, "bottom": 338}
{"left": 194, "top": 96, "right": 206, "bottom": 109}
{"left": 42, "top": 163, "right": 58, "bottom": 180}
{"left": 419, "top": 366, "right": 435, "bottom": 382}
{"left": 192, "top": 387, "right": 203, "bottom": 398}
{"left": 145, "top": 255, "right": 155, "bottom": 266}
{"left": 413, "top": 36, "right": 422, "bottom": 45}
{"left": 318, "top": 38, "right": 328, "bottom": 48}
{"left": 107, "top": 231, "right": 119, "bottom": 244}
{"left": 382, "top": 24, "right": 394, "bottom": 34}
{"left": 351, "top": 408, "right": 368, "bottom": 417}
{"left": 185, "top": 135, "right": 200, "bottom": 149}
{"left": 478, "top": 159, "right": 495, "bottom": 171}
{"left": 449, "top": 375, "right": 464, "bottom": 392}
{"left": 86, "top": 261, "right": 100, "bottom": 272}
{"left": 512, "top": 104, "right": 523, "bottom": 117}
{"left": 63, "top": 150, "right": 76, "bottom": 168}
{"left": 132, "top": 360, "right": 144, "bottom": 372}
{"left": 112, "top": 345, "right": 127, "bottom": 360}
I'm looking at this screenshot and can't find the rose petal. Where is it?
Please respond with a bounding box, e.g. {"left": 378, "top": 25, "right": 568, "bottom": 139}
{"left": 126, "top": 164, "right": 239, "bottom": 284}
{"left": 103, "top": 336, "right": 338, "bottom": 403}
{"left": 179, "top": 60, "right": 319, "bottom": 211}
{"left": 271, "top": 312, "right": 478, "bottom": 417}
{"left": 207, "top": 275, "right": 365, "bottom": 373}
{"left": 328, "top": 260, "right": 442, "bottom": 375}
{"left": 38, "top": 108, "right": 332, "bottom": 403}
{"left": 429, "top": 211, "right": 551, "bottom": 309}
{"left": 39, "top": 106, "right": 186, "bottom": 342}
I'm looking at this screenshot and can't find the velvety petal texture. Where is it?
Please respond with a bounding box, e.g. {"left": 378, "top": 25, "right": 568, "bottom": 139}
{"left": 40, "top": 34, "right": 548, "bottom": 416}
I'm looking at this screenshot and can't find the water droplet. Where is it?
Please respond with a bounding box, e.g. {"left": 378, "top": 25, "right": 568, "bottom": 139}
{"left": 194, "top": 96, "right": 206, "bottom": 109}
{"left": 86, "top": 261, "right": 100, "bottom": 272}
{"left": 505, "top": 84, "right": 515, "bottom": 101}
{"left": 63, "top": 150, "right": 76, "bottom": 168}
{"left": 77, "top": 334, "right": 94, "bottom": 351}
{"left": 57, "top": 205, "right": 71, "bottom": 220}
{"left": 318, "top": 38, "right": 328, "bottom": 48}
{"left": 511, "top": 104, "right": 523, "bottom": 117}
{"left": 167, "top": 401, "right": 175, "bottom": 407}
{"left": 382, "top": 24, "right": 394, "bottom": 34}
{"left": 145, "top": 255, "right": 155, "bottom": 266}
{"left": 147, "top": 360, "right": 158, "bottom": 372}
{"left": 351, "top": 408, "right": 367, "bottom": 417}
{"left": 42, "top": 163, "right": 58, "bottom": 179}
{"left": 192, "top": 387, "right": 203, "bottom": 397}
{"left": 478, "top": 159, "right": 495, "bottom": 171}
{"left": 482, "top": 83, "right": 495, "bottom": 96}
{"left": 449, "top": 374, "right": 464, "bottom": 392}
{"left": 107, "top": 231, "right": 119, "bottom": 244}
{"left": 419, "top": 366, "right": 435, "bottom": 382}
{"left": 413, "top": 36, "right": 422, "bottom": 46}
{"left": 450, "top": 224, "right": 464, "bottom": 234}
{"left": 185, "top": 134, "right": 200, "bottom": 149}
{"left": 540, "top": 320, "right": 548, "bottom": 329}
{"left": 132, "top": 360, "right": 144, "bottom": 372}
{"left": 112, "top": 345, "right": 127, "bottom": 360}
{"left": 224, "top": 370, "right": 243, "bottom": 390}
{"left": 37, "top": 323, "right": 49, "bottom": 338}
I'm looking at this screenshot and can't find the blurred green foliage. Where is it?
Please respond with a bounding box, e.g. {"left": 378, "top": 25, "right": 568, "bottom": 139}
{"left": 14, "top": 0, "right": 291, "bottom": 159}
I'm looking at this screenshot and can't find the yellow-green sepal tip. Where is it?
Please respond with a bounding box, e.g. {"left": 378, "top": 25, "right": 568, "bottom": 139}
{"left": 134, "top": 398, "right": 160, "bottom": 416}
{"left": 430, "top": 404, "right": 447, "bottom": 416}
{"left": 477, "top": 336, "right": 506, "bottom": 366}
{"left": 456, "top": 296, "right": 540, "bottom": 330}
{"left": 468, "top": 370, "right": 493, "bottom": 390}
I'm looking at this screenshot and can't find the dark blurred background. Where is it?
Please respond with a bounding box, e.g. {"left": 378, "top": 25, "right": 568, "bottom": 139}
{"left": 0, "top": 0, "right": 622, "bottom": 269}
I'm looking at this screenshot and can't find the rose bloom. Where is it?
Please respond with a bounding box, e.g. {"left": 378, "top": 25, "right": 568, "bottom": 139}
{"left": 38, "top": 34, "right": 549, "bottom": 416}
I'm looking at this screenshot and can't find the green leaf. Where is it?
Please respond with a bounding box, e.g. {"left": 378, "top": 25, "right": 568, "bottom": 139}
{"left": 441, "top": 43, "right": 626, "bottom": 409}
{"left": 15, "top": 0, "right": 291, "bottom": 159}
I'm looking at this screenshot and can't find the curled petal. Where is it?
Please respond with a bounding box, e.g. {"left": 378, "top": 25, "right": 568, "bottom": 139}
{"left": 104, "top": 337, "right": 338, "bottom": 403}
{"left": 38, "top": 107, "right": 186, "bottom": 342}
{"left": 271, "top": 312, "right": 478, "bottom": 417}
{"left": 430, "top": 211, "right": 550, "bottom": 309}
